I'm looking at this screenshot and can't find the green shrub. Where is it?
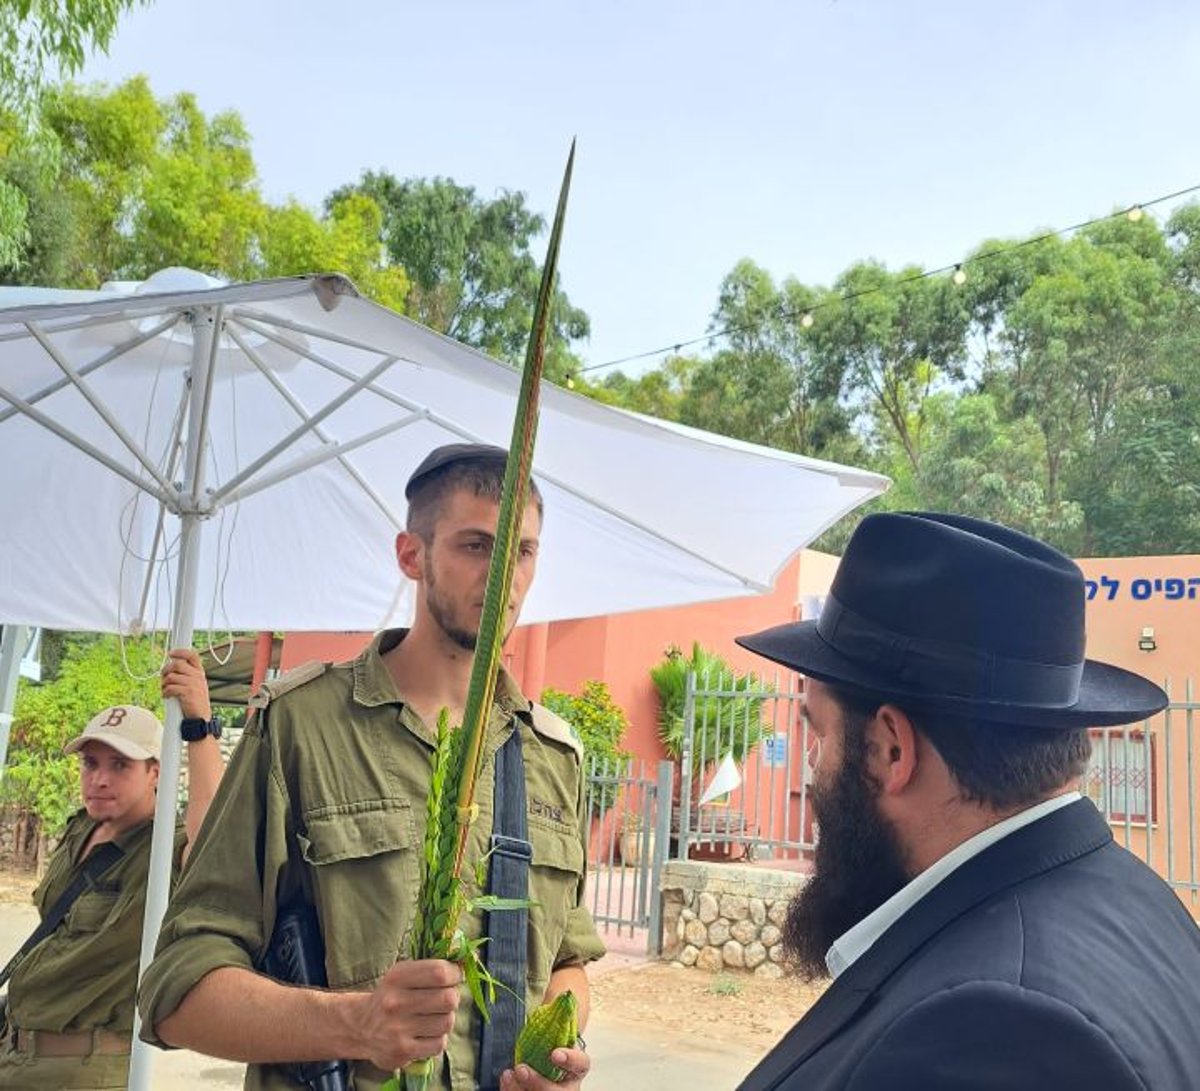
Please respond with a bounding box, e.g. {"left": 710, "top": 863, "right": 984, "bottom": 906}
{"left": 650, "top": 642, "right": 772, "bottom": 765}
{"left": 540, "top": 680, "right": 631, "bottom": 814}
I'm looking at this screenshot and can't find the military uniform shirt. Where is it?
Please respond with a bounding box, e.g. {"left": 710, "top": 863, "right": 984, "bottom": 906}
{"left": 139, "top": 630, "right": 606, "bottom": 1091}
{"left": 8, "top": 809, "right": 187, "bottom": 1036}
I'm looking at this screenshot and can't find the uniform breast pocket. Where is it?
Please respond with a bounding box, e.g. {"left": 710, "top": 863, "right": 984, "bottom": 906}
{"left": 296, "top": 799, "right": 420, "bottom": 988}
{"left": 66, "top": 889, "right": 119, "bottom": 934}
{"left": 526, "top": 818, "right": 584, "bottom": 996}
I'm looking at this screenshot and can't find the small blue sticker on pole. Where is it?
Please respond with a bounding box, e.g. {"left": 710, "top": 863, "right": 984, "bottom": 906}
{"left": 763, "top": 733, "right": 789, "bottom": 767}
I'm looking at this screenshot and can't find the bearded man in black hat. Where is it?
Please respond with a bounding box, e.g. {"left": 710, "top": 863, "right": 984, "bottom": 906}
{"left": 735, "top": 512, "right": 1200, "bottom": 1091}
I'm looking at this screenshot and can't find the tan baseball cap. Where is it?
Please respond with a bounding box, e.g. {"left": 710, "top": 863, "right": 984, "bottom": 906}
{"left": 64, "top": 705, "right": 163, "bottom": 761}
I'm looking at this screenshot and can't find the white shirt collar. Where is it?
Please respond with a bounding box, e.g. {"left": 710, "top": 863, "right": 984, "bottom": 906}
{"left": 825, "top": 791, "right": 1081, "bottom": 979}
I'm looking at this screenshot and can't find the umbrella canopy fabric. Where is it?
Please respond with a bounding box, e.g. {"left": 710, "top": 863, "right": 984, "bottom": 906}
{"left": 0, "top": 268, "right": 888, "bottom": 634}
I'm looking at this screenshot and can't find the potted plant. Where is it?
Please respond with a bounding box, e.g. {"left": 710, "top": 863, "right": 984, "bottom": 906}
{"left": 619, "top": 808, "right": 655, "bottom": 868}
{"left": 651, "top": 642, "right": 771, "bottom": 771}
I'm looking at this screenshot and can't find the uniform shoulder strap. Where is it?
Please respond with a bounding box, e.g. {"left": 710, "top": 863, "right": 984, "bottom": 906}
{"left": 528, "top": 702, "right": 583, "bottom": 760}
{"left": 0, "top": 840, "right": 124, "bottom": 989}
{"left": 248, "top": 660, "right": 328, "bottom": 711}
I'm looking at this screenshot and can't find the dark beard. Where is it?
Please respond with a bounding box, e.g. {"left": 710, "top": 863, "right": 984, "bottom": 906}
{"left": 424, "top": 572, "right": 477, "bottom": 652}
{"left": 782, "top": 737, "right": 911, "bottom": 980}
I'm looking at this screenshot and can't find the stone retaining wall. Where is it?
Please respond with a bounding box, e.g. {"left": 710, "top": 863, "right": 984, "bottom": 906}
{"left": 660, "top": 859, "right": 807, "bottom": 977}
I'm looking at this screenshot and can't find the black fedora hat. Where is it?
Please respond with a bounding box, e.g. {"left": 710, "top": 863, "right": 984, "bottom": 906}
{"left": 737, "top": 512, "right": 1167, "bottom": 728}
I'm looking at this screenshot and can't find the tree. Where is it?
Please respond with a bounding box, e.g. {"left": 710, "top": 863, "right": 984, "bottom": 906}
{"left": 326, "top": 173, "right": 590, "bottom": 380}
{"left": 0, "top": 0, "right": 146, "bottom": 265}
{"left": 592, "top": 353, "right": 695, "bottom": 418}
{"left": 677, "top": 260, "right": 847, "bottom": 455}
{"left": 1000, "top": 223, "right": 1177, "bottom": 538}
{"left": 916, "top": 391, "right": 1084, "bottom": 546}
{"left": 1, "top": 78, "right": 409, "bottom": 315}
{"left": 260, "top": 193, "right": 409, "bottom": 313}
{"left": 809, "top": 262, "right": 970, "bottom": 472}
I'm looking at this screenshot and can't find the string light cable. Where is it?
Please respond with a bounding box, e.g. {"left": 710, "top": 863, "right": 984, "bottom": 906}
{"left": 574, "top": 182, "right": 1200, "bottom": 378}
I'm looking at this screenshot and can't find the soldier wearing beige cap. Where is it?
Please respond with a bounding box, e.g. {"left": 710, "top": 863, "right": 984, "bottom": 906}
{"left": 0, "top": 648, "right": 224, "bottom": 1090}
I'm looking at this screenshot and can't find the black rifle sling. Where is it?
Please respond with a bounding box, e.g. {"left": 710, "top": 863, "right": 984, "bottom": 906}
{"left": 0, "top": 839, "right": 125, "bottom": 989}
{"left": 477, "top": 725, "right": 532, "bottom": 1090}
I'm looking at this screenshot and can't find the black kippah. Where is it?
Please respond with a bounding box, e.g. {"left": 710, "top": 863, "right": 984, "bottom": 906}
{"left": 404, "top": 443, "right": 509, "bottom": 499}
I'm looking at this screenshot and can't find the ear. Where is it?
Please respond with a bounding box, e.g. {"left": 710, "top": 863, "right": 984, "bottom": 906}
{"left": 864, "top": 704, "right": 919, "bottom": 796}
{"left": 395, "top": 530, "right": 425, "bottom": 581}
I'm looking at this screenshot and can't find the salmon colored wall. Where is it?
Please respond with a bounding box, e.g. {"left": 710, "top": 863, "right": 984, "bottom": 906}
{"left": 280, "top": 631, "right": 373, "bottom": 671}
{"left": 1076, "top": 556, "right": 1199, "bottom": 691}
{"left": 530, "top": 553, "right": 805, "bottom": 763}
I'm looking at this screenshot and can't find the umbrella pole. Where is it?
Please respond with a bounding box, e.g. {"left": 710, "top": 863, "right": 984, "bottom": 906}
{"left": 127, "top": 308, "right": 217, "bottom": 1091}
{"left": 0, "top": 625, "right": 29, "bottom": 775}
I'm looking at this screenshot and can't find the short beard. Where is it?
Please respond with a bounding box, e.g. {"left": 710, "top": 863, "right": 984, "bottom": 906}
{"left": 782, "top": 721, "right": 911, "bottom": 981}
{"left": 424, "top": 561, "right": 478, "bottom": 653}
{"left": 428, "top": 595, "right": 477, "bottom": 652}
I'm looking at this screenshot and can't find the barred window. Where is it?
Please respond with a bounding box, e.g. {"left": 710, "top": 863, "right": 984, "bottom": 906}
{"left": 1084, "top": 729, "right": 1156, "bottom": 824}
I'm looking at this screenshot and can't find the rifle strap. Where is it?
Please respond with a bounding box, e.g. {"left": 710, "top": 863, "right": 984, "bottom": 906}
{"left": 477, "top": 725, "right": 531, "bottom": 1090}
{"left": 0, "top": 839, "right": 124, "bottom": 990}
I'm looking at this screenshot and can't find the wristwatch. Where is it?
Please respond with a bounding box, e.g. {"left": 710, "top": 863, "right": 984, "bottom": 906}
{"left": 180, "top": 716, "right": 222, "bottom": 742}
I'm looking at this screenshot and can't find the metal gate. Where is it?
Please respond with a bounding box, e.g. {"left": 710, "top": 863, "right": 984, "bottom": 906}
{"left": 583, "top": 757, "right": 673, "bottom": 954}
{"left": 676, "top": 670, "right": 815, "bottom": 863}
{"left": 1084, "top": 682, "right": 1199, "bottom": 913}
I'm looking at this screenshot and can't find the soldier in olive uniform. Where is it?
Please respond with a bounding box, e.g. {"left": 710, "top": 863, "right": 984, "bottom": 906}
{"left": 139, "top": 446, "right": 606, "bottom": 1090}
{"left": 0, "top": 648, "right": 224, "bottom": 1090}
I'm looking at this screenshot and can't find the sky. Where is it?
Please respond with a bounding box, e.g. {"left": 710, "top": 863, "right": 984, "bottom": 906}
{"left": 80, "top": 0, "right": 1200, "bottom": 376}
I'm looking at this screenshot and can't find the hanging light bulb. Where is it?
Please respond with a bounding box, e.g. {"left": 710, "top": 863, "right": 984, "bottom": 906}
{"left": 801, "top": 313, "right": 814, "bottom": 329}
{"left": 952, "top": 265, "right": 967, "bottom": 286}
{"left": 1127, "top": 205, "right": 1144, "bottom": 222}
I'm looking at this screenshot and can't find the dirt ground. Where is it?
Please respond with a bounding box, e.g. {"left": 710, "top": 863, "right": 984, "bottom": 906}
{"left": 589, "top": 960, "right": 827, "bottom": 1052}
{"left": 0, "top": 868, "right": 37, "bottom": 903}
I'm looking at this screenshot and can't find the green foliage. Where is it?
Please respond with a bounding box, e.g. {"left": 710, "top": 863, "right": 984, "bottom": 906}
{"left": 593, "top": 208, "right": 1200, "bottom": 558}
{"left": 540, "top": 681, "right": 631, "bottom": 812}
{"left": 0, "top": 0, "right": 143, "bottom": 253}
{"left": 0, "top": 0, "right": 143, "bottom": 113}
{"left": 4, "top": 634, "right": 163, "bottom": 834}
{"left": 650, "top": 643, "right": 771, "bottom": 765}
{"left": 0, "top": 78, "right": 407, "bottom": 310}
{"left": 326, "top": 172, "right": 590, "bottom": 381}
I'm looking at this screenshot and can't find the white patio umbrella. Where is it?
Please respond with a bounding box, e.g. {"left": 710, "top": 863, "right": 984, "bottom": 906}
{"left": 0, "top": 268, "right": 888, "bottom": 1088}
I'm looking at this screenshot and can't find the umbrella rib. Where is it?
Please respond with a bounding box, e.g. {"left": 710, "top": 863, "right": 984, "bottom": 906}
{"left": 237, "top": 316, "right": 454, "bottom": 420}
{"left": 0, "top": 378, "right": 173, "bottom": 507}
{"left": 208, "top": 350, "right": 401, "bottom": 505}
{"left": 224, "top": 323, "right": 406, "bottom": 530}
{"left": 25, "top": 321, "right": 175, "bottom": 496}
{"left": 185, "top": 306, "right": 224, "bottom": 509}
{"left": 219, "top": 413, "right": 425, "bottom": 507}
{"left": 0, "top": 314, "right": 181, "bottom": 428}
{"left": 0, "top": 308, "right": 180, "bottom": 344}
{"left": 235, "top": 306, "right": 405, "bottom": 358}
{"left": 238, "top": 318, "right": 772, "bottom": 590}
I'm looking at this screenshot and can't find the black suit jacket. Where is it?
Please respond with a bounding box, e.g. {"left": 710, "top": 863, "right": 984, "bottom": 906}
{"left": 738, "top": 800, "right": 1200, "bottom": 1090}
